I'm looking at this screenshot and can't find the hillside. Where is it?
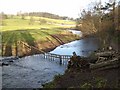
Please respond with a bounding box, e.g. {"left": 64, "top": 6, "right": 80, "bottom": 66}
{"left": 26, "top": 12, "right": 73, "bottom": 20}
{"left": 1, "top": 15, "right": 75, "bottom": 31}
{"left": 1, "top": 15, "right": 79, "bottom": 57}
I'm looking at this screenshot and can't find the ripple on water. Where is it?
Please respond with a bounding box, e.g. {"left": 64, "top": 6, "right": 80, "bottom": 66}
{"left": 2, "top": 54, "right": 66, "bottom": 88}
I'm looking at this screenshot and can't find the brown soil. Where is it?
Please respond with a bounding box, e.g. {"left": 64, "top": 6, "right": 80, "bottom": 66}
{"left": 48, "top": 67, "right": 119, "bottom": 88}
{"left": 19, "top": 34, "right": 80, "bottom": 58}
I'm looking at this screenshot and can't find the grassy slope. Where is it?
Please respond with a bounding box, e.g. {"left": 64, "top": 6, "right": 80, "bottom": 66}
{"left": 2, "top": 16, "right": 75, "bottom": 31}
{"left": 1, "top": 16, "right": 79, "bottom": 56}
{"left": 2, "top": 16, "right": 76, "bottom": 42}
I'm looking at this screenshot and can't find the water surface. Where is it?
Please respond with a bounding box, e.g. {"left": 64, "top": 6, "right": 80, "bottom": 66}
{"left": 2, "top": 54, "right": 66, "bottom": 88}
{"left": 50, "top": 30, "right": 99, "bottom": 57}
{"left": 2, "top": 30, "right": 100, "bottom": 88}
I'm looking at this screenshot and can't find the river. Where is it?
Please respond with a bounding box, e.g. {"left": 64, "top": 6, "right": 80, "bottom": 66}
{"left": 50, "top": 30, "right": 100, "bottom": 57}
{"left": 2, "top": 54, "right": 66, "bottom": 88}
{"left": 2, "top": 30, "right": 100, "bottom": 88}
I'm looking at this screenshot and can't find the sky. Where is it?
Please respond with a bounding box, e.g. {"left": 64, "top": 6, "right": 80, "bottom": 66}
{"left": 0, "top": 0, "right": 111, "bottom": 18}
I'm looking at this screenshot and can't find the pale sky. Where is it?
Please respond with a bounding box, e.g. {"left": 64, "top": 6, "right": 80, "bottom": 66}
{"left": 0, "top": 0, "right": 111, "bottom": 18}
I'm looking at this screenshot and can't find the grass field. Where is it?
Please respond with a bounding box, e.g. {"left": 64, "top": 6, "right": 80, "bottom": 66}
{"left": 1, "top": 15, "right": 76, "bottom": 42}
{"left": 1, "top": 15, "right": 78, "bottom": 56}
{"left": 1, "top": 16, "right": 75, "bottom": 31}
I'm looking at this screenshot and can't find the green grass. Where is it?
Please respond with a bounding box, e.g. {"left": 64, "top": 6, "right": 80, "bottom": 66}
{"left": 1, "top": 16, "right": 75, "bottom": 31}
{"left": 1, "top": 15, "right": 76, "bottom": 42}
{"left": 2, "top": 28, "right": 64, "bottom": 45}
{"left": 1, "top": 15, "right": 78, "bottom": 56}
{"left": 24, "top": 16, "right": 75, "bottom": 25}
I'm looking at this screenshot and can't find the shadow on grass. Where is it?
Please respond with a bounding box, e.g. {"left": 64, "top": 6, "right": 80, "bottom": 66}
{"left": 19, "top": 30, "right": 41, "bottom": 55}
{"left": 2, "top": 29, "right": 40, "bottom": 56}
{"left": 20, "top": 31, "right": 36, "bottom": 46}
{"left": 4, "top": 45, "right": 12, "bottom": 56}
{"left": 3, "top": 31, "right": 15, "bottom": 56}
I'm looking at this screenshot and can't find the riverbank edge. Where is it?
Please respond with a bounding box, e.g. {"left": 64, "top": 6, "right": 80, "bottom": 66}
{"left": 16, "top": 34, "right": 81, "bottom": 58}
{"left": 42, "top": 51, "right": 119, "bottom": 88}
{"left": 42, "top": 30, "right": 97, "bottom": 53}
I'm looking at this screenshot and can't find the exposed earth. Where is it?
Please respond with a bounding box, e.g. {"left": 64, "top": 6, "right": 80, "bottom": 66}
{"left": 47, "top": 68, "right": 119, "bottom": 88}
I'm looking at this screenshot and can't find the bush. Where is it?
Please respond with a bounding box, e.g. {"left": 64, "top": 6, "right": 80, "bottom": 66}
{"left": 80, "top": 77, "right": 107, "bottom": 88}
{"left": 94, "top": 77, "right": 107, "bottom": 88}
{"left": 43, "top": 74, "right": 63, "bottom": 88}
{"left": 54, "top": 74, "right": 63, "bottom": 81}
{"left": 81, "top": 83, "right": 93, "bottom": 89}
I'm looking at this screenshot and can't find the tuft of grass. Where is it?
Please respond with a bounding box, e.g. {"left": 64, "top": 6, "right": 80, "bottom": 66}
{"left": 94, "top": 77, "right": 107, "bottom": 88}
{"left": 43, "top": 74, "right": 63, "bottom": 88}
{"left": 81, "top": 83, "right": 92, "bottom": 89}
{"left": 43, "top": 82, "right": 55, "bottom": 88}
{"left": 80, "top": 77, "right": 107, "bottom": 88}
{"left": 53, "top": 74, "right": 63, "bottom": 81}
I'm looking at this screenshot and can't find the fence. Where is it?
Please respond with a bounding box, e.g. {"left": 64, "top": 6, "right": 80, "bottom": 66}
{"left": 18, "top": 41, "right": 71, "bottom": 65}
{"left": 44, "top": 53, "right": 72, "bottom": 65}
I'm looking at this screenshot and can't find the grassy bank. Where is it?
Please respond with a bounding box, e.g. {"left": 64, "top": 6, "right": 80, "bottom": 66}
{"left": 1, "top": 15, "right": 79, "bottom": 56}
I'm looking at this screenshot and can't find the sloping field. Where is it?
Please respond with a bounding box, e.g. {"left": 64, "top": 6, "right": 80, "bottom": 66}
{"left": 1, "top": 16, "right": 79, "bottom": 56}
{"left": 1, "top": 16, "right": 75, "bottom": 31}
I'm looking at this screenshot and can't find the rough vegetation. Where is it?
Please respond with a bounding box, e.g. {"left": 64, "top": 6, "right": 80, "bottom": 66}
{"left": 43, "top": 49, "right": 119, "bottom": 88}
{"left": 1, "top": 1, "right": 119, "bottom": 89}
{"left": 76, "top": 1, "right": 120, "bottom": 51}
{"left": 42, "top": 2, "right": 120, "bottom": 87}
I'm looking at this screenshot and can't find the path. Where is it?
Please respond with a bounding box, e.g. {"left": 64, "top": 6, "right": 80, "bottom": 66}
{"left": 2, "top": 54, "right": 67, "bottom": 88}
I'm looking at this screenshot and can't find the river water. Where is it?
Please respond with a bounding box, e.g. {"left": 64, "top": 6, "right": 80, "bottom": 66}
{"left": 2, "top": 54, "right": 66, "bottom": 88}
{"left": 50, "top": 30, "right": 100, "bottom": 57}
{"left": 2, "top": 30, "right": 100, "bottom": 88}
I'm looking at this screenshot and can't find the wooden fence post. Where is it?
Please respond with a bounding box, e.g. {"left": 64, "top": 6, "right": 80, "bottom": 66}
{"left": 44, "top": 53, "right": 45, "bottom": 59}
{"left": 59, "top": 55, "right": 62, "bottom": 65}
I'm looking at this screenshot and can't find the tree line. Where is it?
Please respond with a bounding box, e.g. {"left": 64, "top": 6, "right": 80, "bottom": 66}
{"left": 76, "top": 0, "right": 120, "bottom": 51}
{"left": 0, "top": 11, "right": 74, "bottom": 21}
{"left": 17, "top": 12, "right": 73, "bottom": 20}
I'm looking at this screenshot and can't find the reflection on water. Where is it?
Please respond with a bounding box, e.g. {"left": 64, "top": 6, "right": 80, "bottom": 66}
{"left": 50, "top": 37, "right": 100, "bottom": 57}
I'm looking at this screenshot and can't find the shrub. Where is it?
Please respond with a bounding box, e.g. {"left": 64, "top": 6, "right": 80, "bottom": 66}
{"left": 81, "top": 83, "right": 93, "bottom": 89}
{"left": 94, "top": 77, "right": 107, "bottom": 88}
{"left": 43, "top": 82, "right": 55, "bottom": 88}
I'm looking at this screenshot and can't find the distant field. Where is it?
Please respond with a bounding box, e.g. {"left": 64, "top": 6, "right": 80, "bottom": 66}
{"left": 2, "top": 16, "right": 75, "bottom": 31}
